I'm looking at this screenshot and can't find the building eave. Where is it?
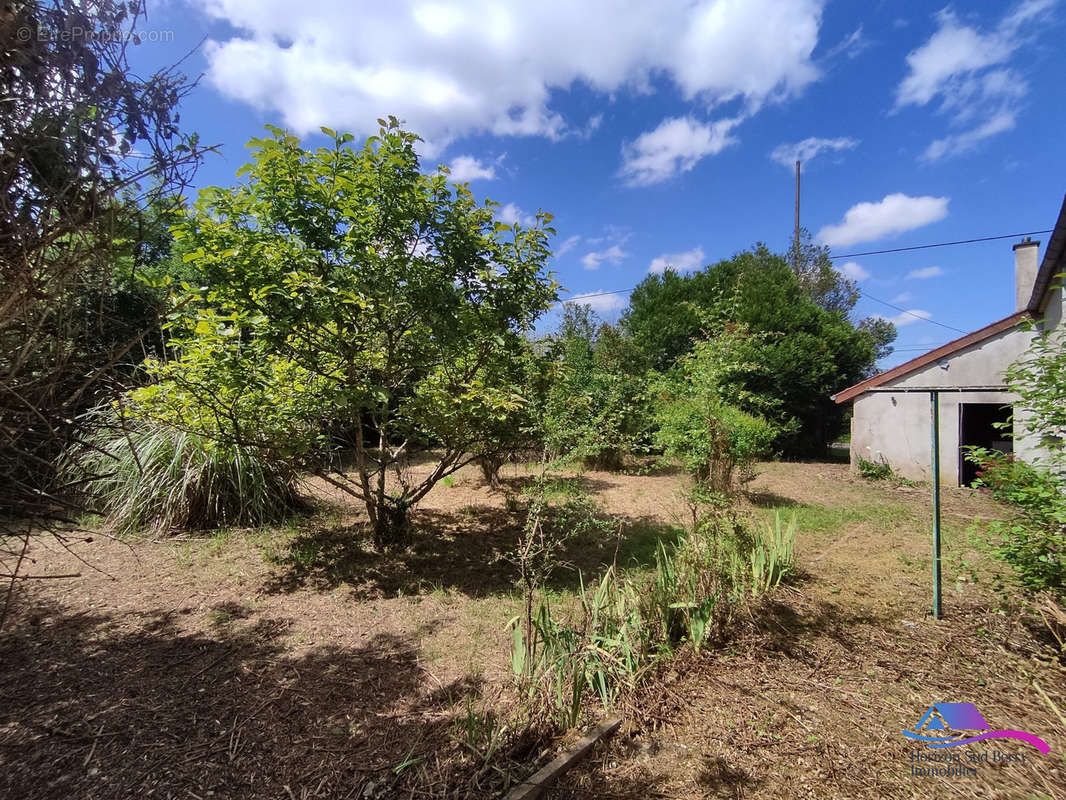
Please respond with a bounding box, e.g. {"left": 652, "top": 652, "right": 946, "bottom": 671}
{"left": 832, "top": 310, "right": 1033, "bottom": 404}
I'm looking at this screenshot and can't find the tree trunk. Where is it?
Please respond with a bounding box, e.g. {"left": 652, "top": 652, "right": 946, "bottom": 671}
{"left": 477, "top": 454, "right": 504, "bottom": 490}
{"left": 372, "top": 497, "right": 412, "bottom": 552}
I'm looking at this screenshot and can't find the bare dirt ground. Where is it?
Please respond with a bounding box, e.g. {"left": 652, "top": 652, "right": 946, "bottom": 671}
{"left": 1, "top": 461, "right": 1064, "bottom": 799}
{"left": 555, "top": 462, "right": 1066, "bottom": 800}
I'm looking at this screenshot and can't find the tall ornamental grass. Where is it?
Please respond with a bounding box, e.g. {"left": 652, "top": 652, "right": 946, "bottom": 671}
{"left": 67, "top": 416, "right": 301, "bottom": 534}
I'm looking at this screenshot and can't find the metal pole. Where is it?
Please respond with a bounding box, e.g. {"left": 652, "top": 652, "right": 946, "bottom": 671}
{"left": 930, "top": 390, "right": 942, "bottom": 620}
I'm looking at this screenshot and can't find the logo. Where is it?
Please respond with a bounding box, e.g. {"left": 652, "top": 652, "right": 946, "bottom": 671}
{"left": 903, "top": 702, "right": 1049, "bottom": 753}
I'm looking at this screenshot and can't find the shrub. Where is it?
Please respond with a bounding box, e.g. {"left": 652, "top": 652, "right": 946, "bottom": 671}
{"left": 1005, "top": 323, "right": 1066, "bottom": 478}
{"left": 967, "top": 447, "right": 1066, "bottom": 597}
{"left": 66, "top": 415, "right": 301, "bottom": 535}
{"left": 857, "top": 456, "right": 894, "bottom": 481}
{"left": 651, "top": 326, "right": 781, "bottom": 500}
{"left": 539, "top": 306, "right": 651, "bottom": 471}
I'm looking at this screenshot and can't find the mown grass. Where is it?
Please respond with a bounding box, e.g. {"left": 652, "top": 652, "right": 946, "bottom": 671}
{"left": 750, "top": 499, "right": 914, "bottom": 537}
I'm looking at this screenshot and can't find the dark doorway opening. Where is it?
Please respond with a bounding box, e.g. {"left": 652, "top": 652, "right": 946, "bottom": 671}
{"left": 958, "top": 403, "right": 1012, "bottom": 487}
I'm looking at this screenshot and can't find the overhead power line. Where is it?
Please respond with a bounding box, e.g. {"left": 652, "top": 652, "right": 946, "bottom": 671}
{"left": 559, "top": 225, "right": 1047, "bottom": 334}
{"left": 855, "top": 291, "right": 968, "bottom": 334}
{"left": 831, "top": 229, "right": 1052, "bottom": 260}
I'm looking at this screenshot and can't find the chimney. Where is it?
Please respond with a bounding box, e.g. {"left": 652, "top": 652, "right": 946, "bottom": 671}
{"left": 1013, "top": 237, "right": 1040, "bottom": 311}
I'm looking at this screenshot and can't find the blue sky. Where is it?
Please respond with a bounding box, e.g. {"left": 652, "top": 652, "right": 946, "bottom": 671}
{"left": 131, "top": 0, "right": 1064, "bottom": 367}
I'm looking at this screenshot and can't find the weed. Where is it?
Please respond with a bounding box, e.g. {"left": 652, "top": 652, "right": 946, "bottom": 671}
{"left": 521, "top": 476, "right": 582, "bottom": 503}
{"left": 174, "top": 541, "right": 193, "bottom": 568}
{"left": 207, "top": 527, "right": 231, "bottom": 557}
{"left": 210, "top": 606, "right": 238, "bottom": 626}
{"left": 512, "top": 509, "right": 799, "bottom": 729}
{"left": 857, "top": 456, "right": 894, "bottom": 481}
{"left": 287, "top": 537, "right": 321, "bottom": 568}
{"left": 454, "top": 698, "right": 507, "bottom": 767}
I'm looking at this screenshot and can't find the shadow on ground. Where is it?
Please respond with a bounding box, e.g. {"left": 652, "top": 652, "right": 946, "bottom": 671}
{"left": 0, "top": 595, "right": 524, "bottom": 800}
{"left": 261, "top": 508, "right": 685, "bottom": 598}
{"left": 745, "top": 490, "right": 805, "bottom": 509}
{"left": 750, "top": 596, "right": 886, "bottom": 660}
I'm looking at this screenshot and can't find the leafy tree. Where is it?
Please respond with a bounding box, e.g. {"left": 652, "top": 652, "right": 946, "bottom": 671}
{"left": 622, "top": 246, "right": 877, "bottom": 454}
{"left": 858, "top": 317, "right": 898, "bottom": 364}
{"left": 144, "top": 121, "right": 557, "bottom": 549}
{"left": 540, "top": 305, "right": 651, "bottom": 469}
{"left": 792, "top": 228, "right": 858, "bottom": 314}
{"left": 652, "top": 325, "right": 779, "bottom": 499}
{"left": 793, "top": 228, "right": 898, "bottom": 368}
{"left": 0, "top": 0, "right": 205, "bottom": 525}
{"left": 471, "top": 343, "right": 550, "bottom": 488}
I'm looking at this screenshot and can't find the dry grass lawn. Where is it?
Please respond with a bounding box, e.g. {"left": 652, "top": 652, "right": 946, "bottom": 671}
{"left": 1, "top": 460, "right": 1064, "bottom": 799}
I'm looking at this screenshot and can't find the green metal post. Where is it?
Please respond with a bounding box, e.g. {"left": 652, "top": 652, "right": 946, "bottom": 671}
{"left": 930, "top": 390, "right": 942, "bottom": 620}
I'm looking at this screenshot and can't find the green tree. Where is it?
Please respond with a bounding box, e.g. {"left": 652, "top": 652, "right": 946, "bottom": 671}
{"left": 858, "top": 317, "right": 898, "bottom": 364}
{"left": 540, "top": 305, "right": 651, "bottom": 469}
{"left": 652, "top": 325, "right": 779, "bottom": 499}
{"left": 622, "top": 246, "right": 877, "bottom": 454}
{"left": 0, "top": 0, "right": 205, "bottom": 524}
{"left": 142, "top": 121, "right": 557, "bottom": 549}
{"left": 792, "top": 228, "right": 858, "bottom": 315}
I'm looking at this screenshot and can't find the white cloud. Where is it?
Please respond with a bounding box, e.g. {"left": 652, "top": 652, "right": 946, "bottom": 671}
{"left": 906, "top": 266, "right": 944, "bottom": 280}
{"left": 578, "top": 114, "right": 604, "bottom": 139}
{"left": 892, "top": 291, "right": 913, "bottom": 303}
{"left": 837, "top": 261, "right": 870, "bottom": 281}
{"left": 922, "top": 108, "right": 1018, "bottom": 161}
{"left": 199, "top": 0, "right": 825, "bottom": 149}
{"left": 619, "top": 116, "right": 740, "bottom": 186}
{"left": 581, "top": 244, "right": 627, "bottom": 270}
{"left": 497, "top": 203, "right": 535, "bottom": 227}
{"left": 896, "top": 2, "right": 1055, "bottom": 160}
{"left": 649, "top": 246, "right": 706, "bottom": 274}
{"left": 770, "top": 136, "right": 858, "bottom": 168}
{"left": 563, "top": 290, "right": 626, "bottom": 314}
{"left": 873, "top": 309, "right": 934, "bottom": 327}
{"left": 824, "top": 25, "right": 870, "bottom": 61}
{"left": 818, "top": 193, "right": 949, "bottom": 248}
{"left": 446, "top": 155, "right": 496, "bottom": 182}
{"left": 556, "top": 234, "right": 581, "bottom": 257}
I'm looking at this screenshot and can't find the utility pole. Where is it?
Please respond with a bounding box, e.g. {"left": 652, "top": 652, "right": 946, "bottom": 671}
{"left": 793, "top": 159, "right": 801, "bottom": 272}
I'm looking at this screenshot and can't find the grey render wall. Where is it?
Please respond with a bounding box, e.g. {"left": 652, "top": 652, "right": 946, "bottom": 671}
{"left": 850, "top": 324, "right": 1036, "bottom": 484}
{"left": 1039, "top": 280, "right": 1063, "bottom": 334}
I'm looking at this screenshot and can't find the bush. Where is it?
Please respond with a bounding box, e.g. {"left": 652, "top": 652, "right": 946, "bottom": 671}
{"left": 66, "top": 415, "right": 302, "bottom": 535}
{"left": 539, "top": 306, "right": 651, "bottom": 471}
{"left": 655, "top": 395, "right": 777, "bottom": 498}
{"left": 651, "top": 325, "right": 780, "bottom": 499}
{"left": 968, "top": 447, "right": 1066, "bottom": 597}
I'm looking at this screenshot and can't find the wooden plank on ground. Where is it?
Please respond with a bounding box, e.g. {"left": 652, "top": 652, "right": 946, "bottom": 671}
{"left": 503, "top": 716, "right": 622, "bottom": 800}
